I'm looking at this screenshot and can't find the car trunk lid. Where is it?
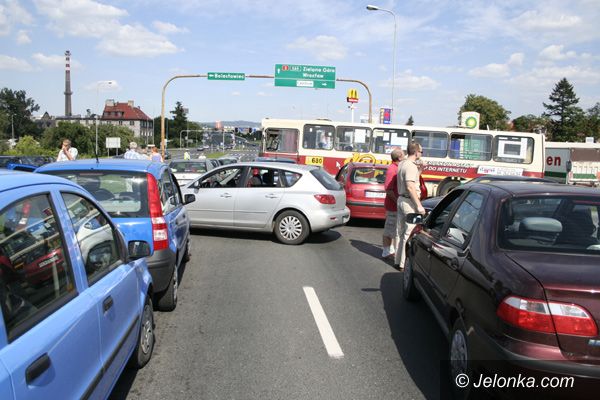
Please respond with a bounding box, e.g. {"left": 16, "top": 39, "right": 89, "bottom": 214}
{"left": 506, "top": 252, "right": 600, "bottom": 361}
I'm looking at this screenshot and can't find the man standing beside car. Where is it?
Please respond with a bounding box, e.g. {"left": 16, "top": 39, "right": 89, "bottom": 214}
{"left": 394, "top": 142, "right": 425, "bottom": 270}
{"left": 382, "top": 147, "right": 404, "bottom": 260}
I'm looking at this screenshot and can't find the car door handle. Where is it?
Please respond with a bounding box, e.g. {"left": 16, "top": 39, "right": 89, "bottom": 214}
{"left": 220, "top": 193, "right": 232, "bottom": 198}
{"left": 265, "top": 194, "right": 279, "bottom": 199}
{"left": 26, "top": 353, "right": 51, "bottom": 384}
{"left": 103, "top": 296, "right": 114, "bottom": 313}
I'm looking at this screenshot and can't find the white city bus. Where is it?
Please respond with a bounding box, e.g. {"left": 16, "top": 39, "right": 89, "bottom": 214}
{"left": 260, "top": 118, "right": 545, "bottom": 196}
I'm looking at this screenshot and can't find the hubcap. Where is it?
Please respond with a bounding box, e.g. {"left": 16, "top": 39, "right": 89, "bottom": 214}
{"left": 279, "top": 216, "right": 302, "bottom": 240}
{"left": 140, "top": 305, "right": 153, "bottom": 354}
{"left": 450, "top": 328, "right": 468, "bottom": 378}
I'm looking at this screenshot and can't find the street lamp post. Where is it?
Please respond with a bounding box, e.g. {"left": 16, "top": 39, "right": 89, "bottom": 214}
{"left": 367, "top": 4, "right": 397, "bottom": 123}
{"left": 96, "top": 80, "right": 114, "bottom": 154}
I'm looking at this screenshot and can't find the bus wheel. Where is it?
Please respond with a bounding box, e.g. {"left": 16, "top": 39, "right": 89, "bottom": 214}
{"left": 437, "top": 179, "right": 460, "bottom": 196}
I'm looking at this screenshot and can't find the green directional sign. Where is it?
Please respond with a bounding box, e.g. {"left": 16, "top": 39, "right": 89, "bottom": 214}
{"left": 274, "top": 64, "right": 336, "bottom": 89}
{"left": 207, "top": 72, "right": 245, "bottom": 80}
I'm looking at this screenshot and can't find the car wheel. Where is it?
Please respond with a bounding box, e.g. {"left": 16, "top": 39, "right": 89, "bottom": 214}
{"left": 157, "top": 265, "right": 178, "bottom": 311}
{"left": 402, "top": 256, "right": 420, "bottom": 301}
{"left": 449, "top": 318, "right": 472, "bottom": 400}
{"left": 128, "top": 296, "right": 154, "bottom": 369}
{"left": 274, "top": 210, "right": 310, "bottom": 245}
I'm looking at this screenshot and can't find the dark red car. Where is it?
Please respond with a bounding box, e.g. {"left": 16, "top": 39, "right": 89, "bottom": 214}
{"left": 403, "top": 181, "right": 600, "bottom": 398}
{"left": 335, "top": 162, "right": 427, "bottom": 220}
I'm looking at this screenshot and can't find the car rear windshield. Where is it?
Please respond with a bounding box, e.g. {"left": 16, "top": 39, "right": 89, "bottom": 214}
{"left": 170, "top": 161, "right": 207, "bottom": 173}
{"left": 350, "top": 167, "right": 387, "bottom": 184}
{"left": 45, "top": 170, "right": 149, "bottom": 218}
{"left": 310, "top": 168, "right": 342, "bottom": 190}
{"left": 498, "top": 195, "right": 600, "bottom": 254}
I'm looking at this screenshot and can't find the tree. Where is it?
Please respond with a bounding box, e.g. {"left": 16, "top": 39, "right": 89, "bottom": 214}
{"left": 458, "top": 94, "right": 511, "bottom": 130}
{"left": 405, "top": 115, "right": 414, "bottom": 125}
{"left": 8, "top": 135, "right": 45, "bottom": 155}
{"left": 170, "top": 101, "right": 189, "bottom": 148}
{"left": 0, "top": 88, "right": 42, "bottom": 139}
{"left": 42, "top": 122, "right": 134, "bottom": 157}
{"left": 543, "top": 78, "right": 584, "bottom": 141}
{"left": 512, "top": 114, "right": 550, "bottom": 133}
{"left": 0, "top": 109, "right": 9, "bottom": 141}
{"left": 582, "top": 102, "right": 600, "bottom": 141}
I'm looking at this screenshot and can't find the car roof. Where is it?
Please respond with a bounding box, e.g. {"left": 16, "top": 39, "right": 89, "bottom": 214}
{"left": 36, "top": 158, "right": 164, "bottom": 175}
{"left": 346, "top": 162, "right": 389, "bottom": 169}
{"left": 228, "top": 161, "right": 316, "bottom": 171}
{"left": 469, "top": 181, "right": 600, "bottom": 196}
{"left": 469, "top": 175, "right": 553, "bottom": 183}
{"left": 0, "top": 169, "right": 80, "bottom": 193}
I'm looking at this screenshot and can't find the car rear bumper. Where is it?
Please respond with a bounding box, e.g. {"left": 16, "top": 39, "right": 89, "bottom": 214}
{"left": 467, "top": 323, "right": 600, "bottom": 397}
{"left": 145, "top": 248, "right": 176, "bottom": 293}
{"left": 309, "top": 207, "right": 351, "bottom": 232}
{"left": 347, "top": 201, "right": 385, "bottom": 220}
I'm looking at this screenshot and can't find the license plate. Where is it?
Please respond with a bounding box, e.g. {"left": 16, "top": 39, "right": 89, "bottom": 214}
{"left": 365, "top": 191, "right": 385, "bottom": 198}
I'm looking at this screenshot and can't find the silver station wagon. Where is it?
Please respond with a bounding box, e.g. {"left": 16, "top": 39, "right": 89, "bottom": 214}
{"left": 181, "top": 162, "right": 350, "bottom": 244}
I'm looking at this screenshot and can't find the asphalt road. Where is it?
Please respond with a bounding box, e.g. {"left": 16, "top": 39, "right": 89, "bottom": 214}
{"left": 110, "top": 220, "right": 450, "bottom": 400}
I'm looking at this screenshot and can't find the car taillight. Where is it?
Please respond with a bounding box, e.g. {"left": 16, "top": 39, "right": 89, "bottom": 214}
{"left": 314, "top": 194, "right": 336, "bottom": 204}
{"left": 147, "top": 173, "right": 169, "bottom": 250}
{"left": 497, "top": 296, "right": 598, "bottom": 337}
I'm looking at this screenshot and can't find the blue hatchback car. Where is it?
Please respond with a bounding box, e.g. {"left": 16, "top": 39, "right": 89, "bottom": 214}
{"left": 37, "top": 159, "right": 194, "bottom": 311}
{"left": 0, "top": 170, "right": 154, "bottom": 399}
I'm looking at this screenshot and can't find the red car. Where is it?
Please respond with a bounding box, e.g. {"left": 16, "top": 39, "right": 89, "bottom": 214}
{"left": 335, "top": 162, "right": 427, "bottom": 220}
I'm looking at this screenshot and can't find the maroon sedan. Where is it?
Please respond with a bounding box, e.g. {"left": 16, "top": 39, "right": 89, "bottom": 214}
{"left": 403, "top": 181, "right": 600, "bottom": 398}
{"left": 335, "top": 162, "right": 428, "bottom": 220}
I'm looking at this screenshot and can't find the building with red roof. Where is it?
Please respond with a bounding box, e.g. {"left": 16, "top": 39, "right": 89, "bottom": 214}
{"left": 101, "top": 99, "right": 153, "bottom": 142}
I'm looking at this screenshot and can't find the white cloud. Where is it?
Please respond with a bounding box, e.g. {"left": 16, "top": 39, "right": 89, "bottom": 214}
{"left": 97, "top": 24, "right": 180, "bottom": 57}
{"left": 389, "top": 70, "right": 439, "bottom": 91}
{"left": 539, "top": 44, "right": 577, "bottom": 61}
{"left": 508, "top": 65, "right": 600, "bottom": 88}
{"left": 153, "top": 21, "right": 189, "bottom": 35}
{"left": 469, "top": 63, "right": 510, "bottom": 78}
{"left": 84, "top": 80, "right": 121, "bottom": 91}
{"left": 34, "top": 0, "right": 127, "bottom": 37}
{"left": 508, "top": 53, "right": 525, "bottom": 66}
{"left": 16, "top": 29, "right": 31, "bottom": 45}
{"left": 287, "top": 35, "right": 347, "bottom": 61}
{"left": 469, "top": 53, "right": 524, "bottom": 78}
{"left": 0, "top": 0, "right": 34, "bottom": 36}
{"left": 32, "top": 52, "right": 83, "bottom": 69}
{"left": 34, "top": 0, "right": 180, "bottom": 57}
{"left": 257, "top": 92, "right": 271, "bottom": 97}
{"left": 512, "top": 10, "right": 581, "bottom": 31}
{"left": 231, "top": 91, "right": 241, "bottom": 96}
{"left": 0, "top": 54, "right": 32, "bottom": 71}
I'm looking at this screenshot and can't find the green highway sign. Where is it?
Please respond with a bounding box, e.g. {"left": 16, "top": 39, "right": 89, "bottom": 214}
{"left": 274, "top": 64, "right": 336, "bottom": 89}
{"left": 274, "top": 78, "right": 335, "bottom": 89}
{"left": 207, "top": 72, "right": 245, "bottom": 80}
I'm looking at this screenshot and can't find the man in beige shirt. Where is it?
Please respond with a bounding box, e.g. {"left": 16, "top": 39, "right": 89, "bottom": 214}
{"left": 394, "top": 142, "right": 425, "bottom": 270}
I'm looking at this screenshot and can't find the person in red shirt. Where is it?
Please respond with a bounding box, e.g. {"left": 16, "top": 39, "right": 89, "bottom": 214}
{"left": 382, "top": 147, "right": 405, "bottom": 259}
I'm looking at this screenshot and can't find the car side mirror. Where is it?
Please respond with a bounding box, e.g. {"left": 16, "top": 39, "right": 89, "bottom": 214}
{"left": 128, "top": 240, "right": 151, "bottom": 260}
{"left": 406, "top": 213, "right": 425, "bottom": 224}
{"left": 184, "top": 194, "right": 196, "bottom": 205}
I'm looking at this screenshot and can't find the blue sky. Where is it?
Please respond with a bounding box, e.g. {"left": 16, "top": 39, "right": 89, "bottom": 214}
{"left": 1, "top": 0, "right": 599, "bottom": 126}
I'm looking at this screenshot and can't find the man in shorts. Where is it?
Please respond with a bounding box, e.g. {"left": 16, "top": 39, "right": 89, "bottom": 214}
{"left": 394, "top": 142, "right": 426, "bottom": 270}
{"left": 382, "top": 147, "right": 404, "bottom": 259}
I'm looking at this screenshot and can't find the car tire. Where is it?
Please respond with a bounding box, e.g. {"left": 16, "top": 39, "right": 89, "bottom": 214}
{"left": 449, "top": 318, "right": 472, "bottom": 400}
{"left": 402, "top": 256, "right": 420, "bottom": 301}
{"left": 183, "top": 239, "right": 191, "bottom": 262}
{"left": 128, "top": 296, "right": 154, "bottom": 369}
{"left": 156, "top": 265, "right": 178, "bottom": 311}
{"left": 274, "top": 210, "right": 310, "bottom": 245}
